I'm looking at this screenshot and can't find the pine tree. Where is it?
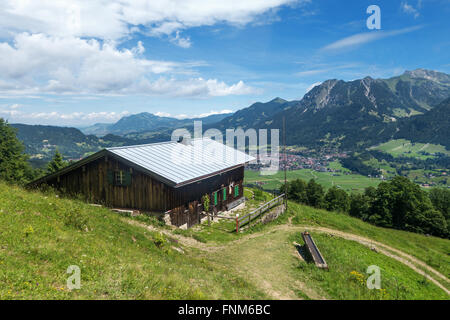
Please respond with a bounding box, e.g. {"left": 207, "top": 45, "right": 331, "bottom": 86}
{"left": 47, "top": 149, "right": 67, "bottom": 174}
{"left": 0, "top": 118, "right": 32, "bottom": 183}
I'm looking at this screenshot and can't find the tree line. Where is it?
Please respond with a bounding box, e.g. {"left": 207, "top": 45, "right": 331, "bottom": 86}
{"left": 344, "top": 150, "right": 450, "bottom": 177}
{"left": 0, "top": 119, "right": 67, "bottom": 184}
{"left": 280, "top": 177, "right": 449, "bottom": 239}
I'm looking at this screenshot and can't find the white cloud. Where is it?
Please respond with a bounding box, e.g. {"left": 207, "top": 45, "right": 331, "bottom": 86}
{"left": 154, "top": 111, "right": 172, "bottom": 117}
{"left": 401, "top": 1, "right": 421, "bottom": 18}
{"left": 170, "top": 31, "right": 192, "bottom": 48}
{"left": 0, "top": 33, "right": 173, "bottom": 88}
{"left": 296, "top": 63, "right": 359, "bottom": 77}
{"left": 0, "top": 33, "right": 256, "bottom": 97}
{"left": 0, "top": 1, "right": 286, "bottom": 98}
{"left": 1, "top": 0, "right": 300, "bottom": 40}
{"left": 0, "top": 108, "right": 131, "bottom": 123}
{"left": 322, "top": 26, "right": 423, "bottom": 52}
{"left": 305, "top": 82, "right": 322, "bottom": 93}
{"left": 0, "top": 109, "right": 21, "bottom": 117}
{"left": 136, "top": 77, "right": 257, "bottom": 97}
{"left": 155, "top": 109, "right": 233, "bottom": 119}
{"left": 196, "top": 109, "right": 233, "bottom": 117}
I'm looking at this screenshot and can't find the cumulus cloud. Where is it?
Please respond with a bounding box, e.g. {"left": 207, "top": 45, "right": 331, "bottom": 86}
{"left": 0, "top": 0, "right": 299, "bottom": 40}
{"left": 0, "top": 1, "right": 289, "bottom": 98}
{"left": 136, "top": 77, "right": 257, "bottom": 97}
{"left": 0, "top": 33, "right": 255, "bottom": 97}
{"left": 169, "top": 31, "right": 192, "bottom": 48}
{"left": 0, "top": 108, "right": 131, "bottom": 123}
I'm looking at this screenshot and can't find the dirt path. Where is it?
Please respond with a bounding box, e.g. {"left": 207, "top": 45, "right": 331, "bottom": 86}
{"left": 206, "top": 226, "right": 326, "bottom": 300}
{"left": 269, "top": 224, "right": 450, "bottom": 295}
{"left": 123, "top": 219, "right": 220, "bottom": 251}
{"left": 125, "top": 217, "right": 449, "bottom": 297}
{"left": 419, "top": 143, "right": 430, "bottom": 152}
{"left": 218, "top": 223, "right": 449, "bottom": 297}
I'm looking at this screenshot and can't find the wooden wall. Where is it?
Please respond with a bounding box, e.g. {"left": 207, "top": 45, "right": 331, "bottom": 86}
{"left": 42, "top": 155, "right": 245, "bottom": 223}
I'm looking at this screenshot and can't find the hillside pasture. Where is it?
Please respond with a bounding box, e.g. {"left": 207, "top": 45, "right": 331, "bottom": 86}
{"left": 369, "top": 139, "right": 450, "bottom": 159}
{"left": 245, "top": 169, "right": 381, "bottom": 193}
{"left": 1, "top": 183, "right": 448, "bottom": 300}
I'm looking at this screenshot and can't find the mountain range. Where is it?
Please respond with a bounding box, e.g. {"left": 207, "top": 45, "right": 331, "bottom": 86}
{"left": 9, "top": 68, "right": 450, "bottom": 164}
{"left": 396, "top": 96, "right": 450, "bottom": 148}
{"left": 220, "top": 68, "right": 450, "bottom": 149}
{"left": 81, "top": 111, "right": 233, "bottom": 136}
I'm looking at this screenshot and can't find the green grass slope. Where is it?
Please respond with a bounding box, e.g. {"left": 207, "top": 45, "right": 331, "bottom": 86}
{"left": 0, "top": 182, "right": 265, "bottom": 300}
{"left": 1, "top": 183, "right": 448, "bottom": 300}
{"left": 245, "top": 169, "right": 381, "bottom": 193}
{"left": 369, "top": 139, "right": 450, "bottom": 159}
{"left": 289, "top": 203, "right": 450, "bottom": 285}
{"left": 188, "top": 204, "right": 449, "bottom": 299}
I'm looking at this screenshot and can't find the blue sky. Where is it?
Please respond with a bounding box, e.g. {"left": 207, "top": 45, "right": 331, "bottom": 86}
{"left": 0, "top": 0, "right": 449, "bottom": 126}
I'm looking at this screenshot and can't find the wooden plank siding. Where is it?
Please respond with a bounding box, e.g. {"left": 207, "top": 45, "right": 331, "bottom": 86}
{"left": 41, "top": 155, "right": 245, "bottom": 228}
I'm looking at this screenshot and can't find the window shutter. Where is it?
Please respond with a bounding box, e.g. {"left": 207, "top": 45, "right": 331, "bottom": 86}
{"left": 124, "top": 171, "right": 132, "bottom": 186}
{"left": 234, "top": 185, "right": 239, "bottom": 197}
{"left": 223, "top": 188, "right": 227, "bottom": 201}
{"left": 107, "top": 170, "right": 114, "bottom": 185}
{"left": 214, "top": 192, "right": 218, "bottom": 206}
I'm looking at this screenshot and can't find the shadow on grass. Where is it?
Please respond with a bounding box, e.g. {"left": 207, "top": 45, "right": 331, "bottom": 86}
{"left": 295, "top": 243, "right": 314, "bottom": 263}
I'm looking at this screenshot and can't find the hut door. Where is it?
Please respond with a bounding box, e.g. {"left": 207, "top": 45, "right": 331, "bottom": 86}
{"left": 188, "top": 201, "right": 199, "bottom": 228}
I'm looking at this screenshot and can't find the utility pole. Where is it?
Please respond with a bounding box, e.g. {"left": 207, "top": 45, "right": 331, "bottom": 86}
{"left": 283, "top": 116, "right": 288, "bottom": 211}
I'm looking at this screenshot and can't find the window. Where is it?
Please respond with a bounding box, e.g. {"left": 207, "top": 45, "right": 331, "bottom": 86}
{"left": 234, "top": 185, "right": 239, "bottom": 197}
{"left": 115, "top": 171, "right": 125, "bottom": 185}
{"left": 108, "top": 170, "right": 131, "bottom": 187}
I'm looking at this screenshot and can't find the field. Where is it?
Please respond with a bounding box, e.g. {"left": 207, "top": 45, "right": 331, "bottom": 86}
{"left": 369, "top": 139, "right": 450, "bottom": 159}
{"left": 245, "top": 169, "right": 381, "bottom": 193}
{"left": 186, "top": 200, "right": 450, "bottom": 299}
{"left": 0, "top": 182, "right": 266, "bottom": 299}
{"left": 1, "top": 182, "right": 449, "bottom": 300}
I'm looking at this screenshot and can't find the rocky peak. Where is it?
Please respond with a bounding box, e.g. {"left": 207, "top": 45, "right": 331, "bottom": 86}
{"left": 404, "top": 69, "right": 450, "bottom": 84}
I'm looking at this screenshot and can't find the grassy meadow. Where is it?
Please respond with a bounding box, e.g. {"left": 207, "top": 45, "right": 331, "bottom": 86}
{"left": 0, "top": 182, "right": 448, "bottom": 300}
{"left": 0, "top": 181, "right": 266, "bottom": 299}
{"left": 245, "top": 168, "right": 381, "bottom": 193}
{"left": 369, "top": 139, "right": 450, "bottom": 159}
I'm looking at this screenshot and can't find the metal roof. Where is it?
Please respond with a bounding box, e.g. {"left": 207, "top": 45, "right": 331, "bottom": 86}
{"left": 106, "top": 138, "right": 255, "bottom": 187}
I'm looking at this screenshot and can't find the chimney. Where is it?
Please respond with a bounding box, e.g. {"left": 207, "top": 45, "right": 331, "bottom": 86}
{"left": 177, "top": 136, "right": 191, "bottom": 145}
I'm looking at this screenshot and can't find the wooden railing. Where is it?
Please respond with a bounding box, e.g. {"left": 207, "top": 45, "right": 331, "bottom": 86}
{"left": 236, "top": 194, "right": 285, "bottom": 232}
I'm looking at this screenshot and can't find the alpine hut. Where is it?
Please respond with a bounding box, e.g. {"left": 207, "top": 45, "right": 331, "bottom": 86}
{"left": 28, "top": 137, "right": 254, "bottom": 228}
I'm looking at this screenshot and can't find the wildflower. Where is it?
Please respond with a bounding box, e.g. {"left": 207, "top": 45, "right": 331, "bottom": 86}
{"left": 23, "top": 225, "right": 34, "bottom": 237}
{"left": 349, "top": 270, "right": 365, "bottom": 286}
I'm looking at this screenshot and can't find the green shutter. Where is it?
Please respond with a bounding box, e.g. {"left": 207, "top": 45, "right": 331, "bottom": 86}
{"left": 107, "top": 170, "right": 114, "bottom": 185}
{"left": 223, "top": 188, "right": 227, "bottom": 201}
{"left": 234, "top": 185, "right": 239, "bottom": 197}
{"left": 214, "top": 192, "right": 218, "bottom": 206}
{"left": 124, "top": 171, "right": 132, "bottom": 186}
